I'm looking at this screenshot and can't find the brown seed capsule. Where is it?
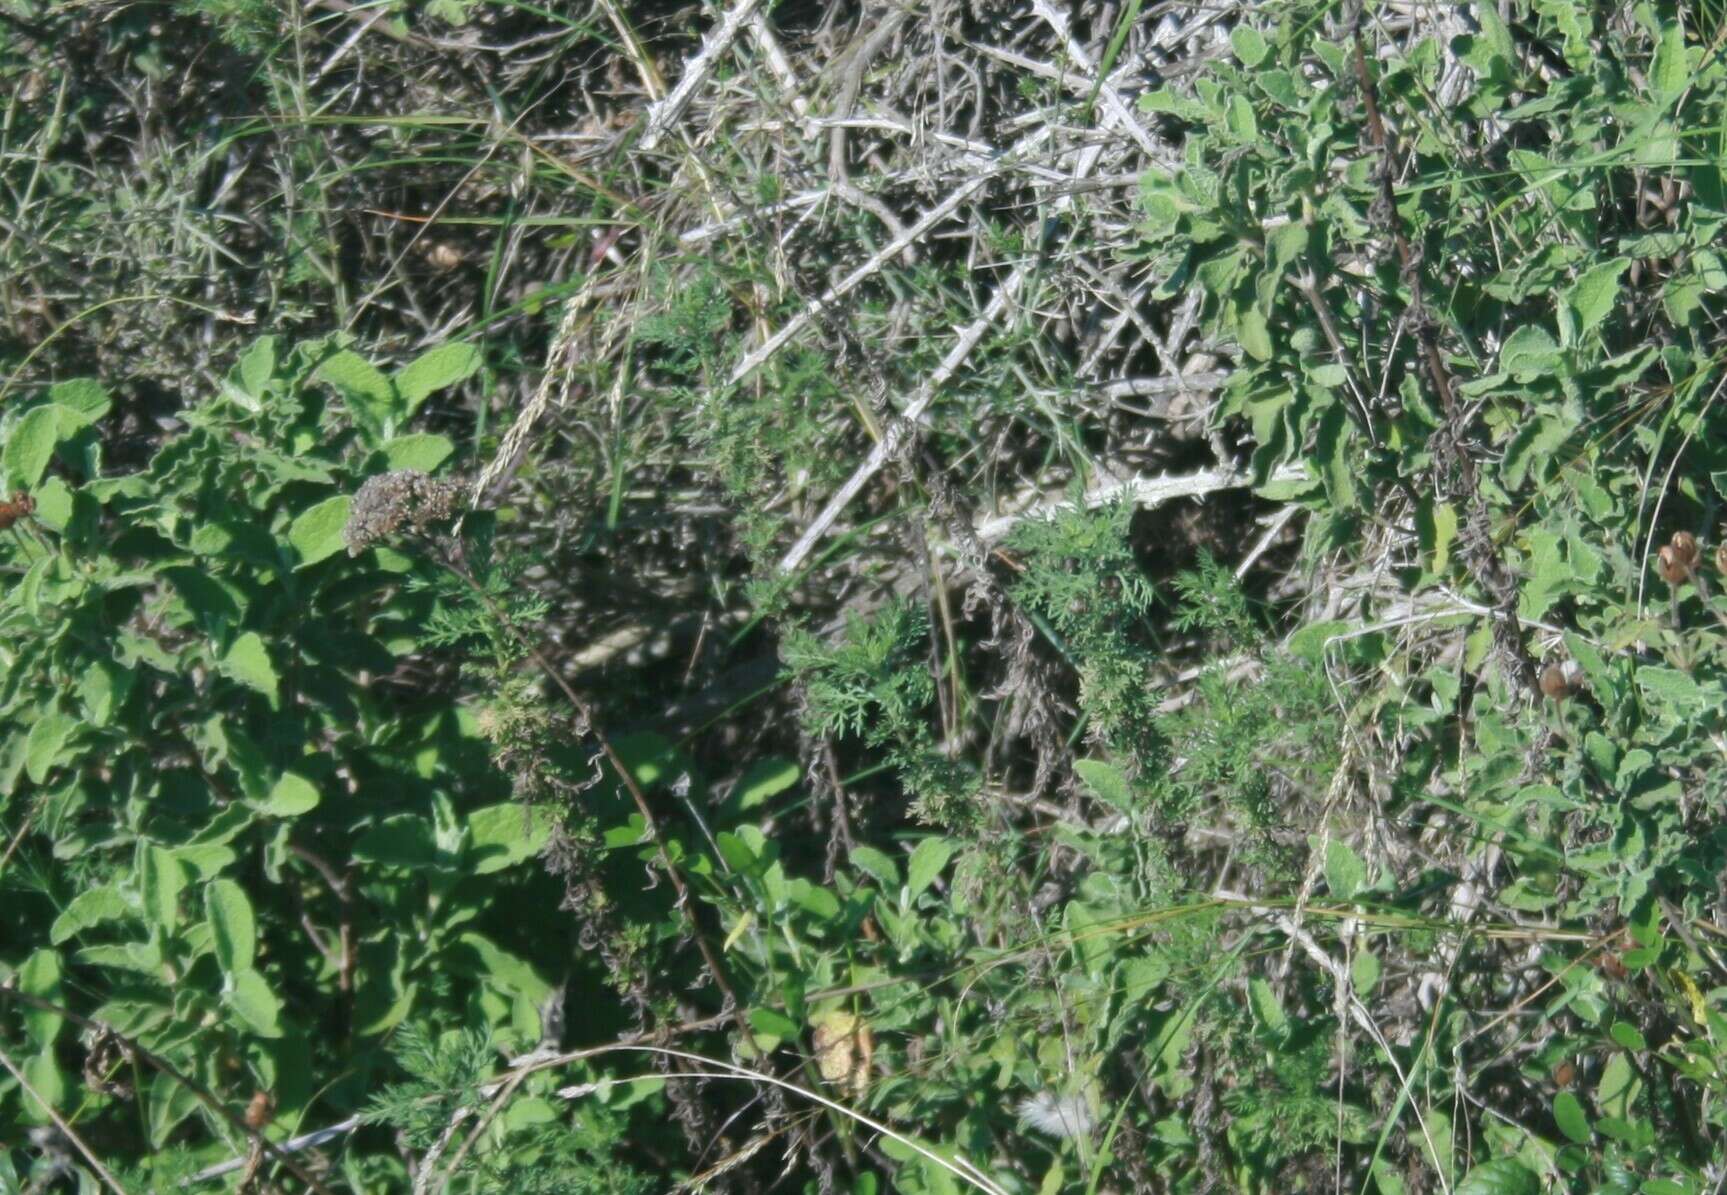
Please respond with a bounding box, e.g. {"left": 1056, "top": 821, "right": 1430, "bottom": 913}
{"left": 1671, "top": 531, "right": 1700, "bottom": 567}
{"left": 1658, "top": 545, "right": 1692, "bottom": 585}
{"left": 244, "top": 1089, "right": 274, "bottom": 1129}
{"left": 1539, "top": 663, "right": 1577, "bottom": 701}
{"left": 1717, "top": 543, "right": 1727, "bottom": 579}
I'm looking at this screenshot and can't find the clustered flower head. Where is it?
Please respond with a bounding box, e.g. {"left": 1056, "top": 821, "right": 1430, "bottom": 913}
{"left": 343, "top": 469, "right": 465, "bottom": 556}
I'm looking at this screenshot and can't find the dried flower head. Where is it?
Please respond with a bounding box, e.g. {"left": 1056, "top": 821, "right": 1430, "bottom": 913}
{"left": 1657, "top": 544, "right": 1692, "bottom": 585}
{"left": 344, "top": 470, "right": 464, "bottom": 556}
{"left": 1670, "top": 531, "right": 1700, "bottom": 567}
{"left": 1539, "top": 660, "right": 1582, "bottom": 701}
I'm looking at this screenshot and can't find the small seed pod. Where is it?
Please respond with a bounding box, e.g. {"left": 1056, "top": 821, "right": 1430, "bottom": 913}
{"left": 1657, "top": 544, "right": 1693, "bottom": 585}
{"left": 244, "top": 1089, "right": 274, "bottom": 1129}
{"left": 1671, "top": 530, "right": 1700, "bottom": 568}
{"left": 1717, "top": 543, "right": 1727, "bottom": 579}
{"left": 1539, "top": 660, "right": 1582, "bottom": 701}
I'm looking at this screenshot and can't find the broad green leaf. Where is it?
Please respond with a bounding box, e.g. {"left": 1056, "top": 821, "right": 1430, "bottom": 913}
{"left": 1651, "top": 22, "right": 1688, "bottom": 100}
{"left": 315, "top": 350, "right": 393, "bottom": 404}
{"left": 1074, "top": 759, "right": 1134, "bottom": 813}
{"left": 1455, "top": 1158, "right": 1538, "bottom": 1195}
{"left": 1500, "top": 324, "right": 1559, "bottom": 380}
{"left": 25, "top": 713, "right": 77, "bottom": 784}
{"left": 1564, "top": 259, "right": 1627, "bottom": 338}
{"left": 848, "top": 844, "right": 900, "bottom": 889}
{"left": 354, "top": 815, "right": 441, "bottom": 867}
{"left": 1237, "top": 306, "right": 1273, "bottom": 361}
{"left": 262, "top": 771, "right": 321, "bottom": 817}
{"left": 19, "top": 949, "right": 64, "bottom": 1046}
{"left": 1350, "top": 949, "right": 1380, "bottom": 995}
{"left": 206, "top": 879, "right": 257, "bottom": 974}
{"left": 1636, "top": 666, "right": 1702, "bottom": 711}
{"left": 20, "top": 1050, "right": 64, "bottom": 1124}
{"left": 749, "top": 1007, "right": 799, "bottom": 1039}
{"left": 316, "top": 350, "right": 397, "bottom": 431}
{"left": 1230, "top": 25, "right": 1267, "bottom": 67}
{"left": 1608, "top": 1021, "right": 1647, "bottom": 1051}
{"left": 1247, "top": 977, "right": 1287, "bottom": 1036}
{"left": 734, "top": 758, "right": 799, "bottom": 810}
{"left": 1226, "top": 93, "right": 1257, "bottom": 141}
{"left": 226, "top": 967, "right": 284, "bottom": 1037}
{"left": 49, "top": 378, "right": 111, "bottom": 424}
{"left": 466, "top": 803, "right": 556, "bottom": 874}
{"left": 906, "top": 837, "right": 956, "bottom": 900}
{"left": 1553, "top": 1091, "right": 1590, "bottom": 1143}
{"left": 1324, "top": 839, "right": 1367, "bottom": 900}
{"left": 50, "top": 886, "right": 131, "bottom": 944}
{"left": 138, "top": 844, "right": 186, "bottom": 932}
{"left": 395, "top": 342, "right": 481, "bottom": 415}
{"left": 3, "top": 403, "right": 64, "bottom": 489}
{"left": 381, "top": 433, "right": 455, "bottom": 473}
{"left": 290, "top": 496, "right": 352, "bottom": 568}
{"left": 219, "top": 632, "right": 280, "bottom": 701}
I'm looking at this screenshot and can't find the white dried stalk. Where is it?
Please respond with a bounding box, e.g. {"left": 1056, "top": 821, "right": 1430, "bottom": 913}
{"left": 973, "top": 462, "right": 1307, "bottom": 543}
{"left": 638, "top": 0, "right": 765, "bottom": 151}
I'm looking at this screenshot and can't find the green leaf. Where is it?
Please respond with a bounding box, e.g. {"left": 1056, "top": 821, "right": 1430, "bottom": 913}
{"left": 50, "top": 886, "right": 132, "bottom": 944}
{"left": 262, "top": 771, "right": 321, "bottom": 817}
{"left": 906, "top": 837, "right": 956, "bottom": 901}
{"left": 1324, "top": 839, "right": 1367, "bottom": 900}
{"left": 1651, "top": 22, "right": 1688, "bottom": 100}
{"left": 3, "top": 403, "right": 64, "bottom": 489}
{"left": 1636, "top": 666, "right": 1702, "bottom": 711}
{"left": 848, "top": 844, "right": 900, "bottom": 889}
{"left": 1500, "top": 324, "right": 1559, "bottom": 380}
{"left": 1609, "top": 1021, "right": 1647, "bottom": 1051}
{"left": 1565, "top": 259, "right": 1627, "bottom": 338}
{"left": 290, "top": 496, "right": 352, "bottom": 568}
{"left": 219, "top": 632, "right": 280, "bottom": 701}
{"left": 1226, "top": 93, "right": 1258, "bottom": 141}
{"left": 1237, "top": 306, "right": 1273, "bottom": 361}
{"left": 1455, "top": 1159, "right": 1538, "bottom": 1195}
{"left": 1350, "top": 949, "right": 1380, "bottom": 995}
{"left": 49, "top": 378, "right": 111, "bottom": 424}
{"left": 1247, "top": 977, "right": 1287, "bottom": 1036}
{"left": 138, "top": 844, "right": 186, "bottom": 932}
{"left": 19, "top": 949, "right": 64, "bottom": 1046}
{"left": 749, "top": 1007, "right": 799, "bottom": 1039}
{"left": 395, "top": 342, "right": 481, "bottom": 416}
{"left": 1553, "top": 1091, "right": 1590, "bottom": 1143}
{"left": 381, "top": 433, "right": 455, "bottom": 473}
{"left": 24, "top": 713, "right": 77, "bottom": 784}
{"left": 1074, "top": 759, "right": 1134, "bottom": 813}
{"left": 226, "top": 967, "right": 284, "bottom": 1037}
{"left": 734, "top": 758, "right": 799, "bottom": 810}
{"left": 316, "top": 350, "right": 397, "bottom": 431}
{"left": 1230, "top": 25, "right": 1267, "bottom": 67}
{"left": 354, "top": 814, "right": 441, "bottom": 867}
{"left": 466, "top": 803, "right": 556, "bottom": 874}
{"left": 21, "top": 1050, "right": 64, "bottom": 1124}
{"left": 206, "top": 879, "right": 257, "bottom": 975}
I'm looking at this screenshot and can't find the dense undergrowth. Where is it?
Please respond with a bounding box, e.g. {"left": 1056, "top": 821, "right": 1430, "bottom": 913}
{"left": 4, "top": 1, "right": 1727, "bottom": 1192}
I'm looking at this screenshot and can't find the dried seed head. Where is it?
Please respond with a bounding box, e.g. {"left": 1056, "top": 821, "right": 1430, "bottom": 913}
{"left": 1657, "top": 544, "right": 1692, "bottom": 585}
{"left": 1539, "top": 661, "right": 1582, "bottom": 701}
{"left": 1717, "top": 543, "right": 1727, "bottom": 579}
{"left": 244, "top": 1089, "right": 274, "bottom": 1129}
{"left": 344, "top": 470, "right": 465, "bottom": 556}
{"left": 1670, "top": 530, "right": 1700, "bottom": 567}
